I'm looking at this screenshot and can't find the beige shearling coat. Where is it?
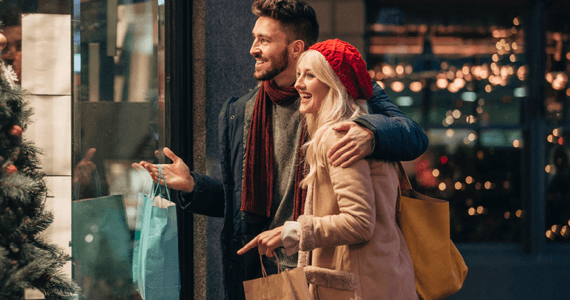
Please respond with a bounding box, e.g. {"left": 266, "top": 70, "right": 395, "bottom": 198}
{"left": 297, "top": 128, "right": 418, "bottom": 300}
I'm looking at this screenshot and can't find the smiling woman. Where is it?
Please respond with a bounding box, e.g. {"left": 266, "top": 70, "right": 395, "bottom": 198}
{"left": 294, "top": 53, "right": 330, "bottom": 114}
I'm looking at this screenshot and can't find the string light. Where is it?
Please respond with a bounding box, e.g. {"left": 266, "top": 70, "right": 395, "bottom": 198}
{"left": 391, "top": 81, "right": 405, "bottom": 92}
{"left": 396, "top": 65, "right": 405, "bottom": 75}
{"left": 477, "top": 206, "right": 486, "bottom": 214}
{"left": 410, "top": 81, "right": 422, "bottom": 92}
{"left": 561, "top": 226, "right": 569, "bottom": 238}
{"left": 455, "top": 182, "right": 463, "bottom": 190}
{"left": 432, "top": 169, "right": 440, "bottom": 177}
{"left": 375, "top": 81, "right": 385, "bottom": 90}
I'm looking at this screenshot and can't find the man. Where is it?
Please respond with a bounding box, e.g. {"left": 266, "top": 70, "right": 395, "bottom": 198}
{"left": 139, "top": 0, "right": 428, "bottom": 299}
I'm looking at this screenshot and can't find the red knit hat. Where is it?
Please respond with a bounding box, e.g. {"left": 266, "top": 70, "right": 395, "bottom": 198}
{"left": 308, "top": 39, "right": 373, "bottom": 100}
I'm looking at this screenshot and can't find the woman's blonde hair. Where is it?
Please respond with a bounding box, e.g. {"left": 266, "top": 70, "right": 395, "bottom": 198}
{"left": 298, "top": 49, "right": 369, "bottom": 188}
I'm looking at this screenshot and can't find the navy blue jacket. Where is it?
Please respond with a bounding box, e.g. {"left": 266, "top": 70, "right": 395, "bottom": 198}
{"left": 179, "top": 82, "right": 428, "bottom": 300}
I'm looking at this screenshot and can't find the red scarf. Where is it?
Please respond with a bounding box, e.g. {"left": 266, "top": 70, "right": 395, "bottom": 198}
{"left": 240, "top": 80, "right": 307, "bottom": 220}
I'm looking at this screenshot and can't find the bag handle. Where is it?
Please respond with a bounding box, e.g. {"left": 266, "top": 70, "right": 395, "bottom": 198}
{"left": 395, "top": 161, "right": 413, "bottom": 214}
{"left": 150, "top": 165, "right": 172, "bottom": 203}
{"left": 72, "top": 168, "right": 103, "bottom": 200}
{"left": 259, "top": 252, "right": 282, "bottom": 278}
{"left": 395, "top": 161, "right": 413, "bottom": 192}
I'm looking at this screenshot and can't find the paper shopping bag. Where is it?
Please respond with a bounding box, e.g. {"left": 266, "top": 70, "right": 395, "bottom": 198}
{"left": 72, "top": 168, "right": 132, "bottom": 293}
{"left": 243, "top": 254, "right": 313, "bottom": 300}
{"left": 72, "top": 194, "right": 132, "bottom": 284}
{"left": 133, "top": 165, "right": 180, "bottom": 300}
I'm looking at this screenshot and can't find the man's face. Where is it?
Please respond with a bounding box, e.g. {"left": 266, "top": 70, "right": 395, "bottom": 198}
{"left": 250, "top": 16, "right": 292, "bottom": 84}
{"left": 0, "top": 25, "right": 22, "bottom": 82}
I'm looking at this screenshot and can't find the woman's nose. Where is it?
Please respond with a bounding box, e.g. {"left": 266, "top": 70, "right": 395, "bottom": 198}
{"left": 294, "top": 77, "right": 303, "bottom": 90}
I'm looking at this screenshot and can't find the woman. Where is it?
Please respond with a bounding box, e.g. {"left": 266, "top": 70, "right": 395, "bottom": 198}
{"left": 238, "top": 39, "right": 418, "bottom": 300}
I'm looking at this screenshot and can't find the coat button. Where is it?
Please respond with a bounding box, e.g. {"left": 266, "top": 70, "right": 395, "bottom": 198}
{"left": 230, "top": 115, "right": 235, "bottom": 119}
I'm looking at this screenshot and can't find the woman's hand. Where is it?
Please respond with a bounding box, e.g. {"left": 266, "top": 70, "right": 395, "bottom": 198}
{"left": 134, "top": 147, "right": 195, "bottom": 193}
{"left": 237, "top": 226, "right": 284, "bottom": 257}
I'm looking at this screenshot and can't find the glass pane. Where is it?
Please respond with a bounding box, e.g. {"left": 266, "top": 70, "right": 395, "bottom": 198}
{"left": 545, "top": 129, "right": 570, "bottom": 243}
{"left": 366, "top": 3, "right": 526, "bottom": 243}
{"left": 72, "top": 0, "right": 165, "bottom": 298}
{"left": 544, "top": 2, "right": 570, "bottom": 124}
{"left": 544, "top": 1, "right": 570, "bottom": 244}
{"left": 411, "top": 129, "right": 523, "bottom": 243}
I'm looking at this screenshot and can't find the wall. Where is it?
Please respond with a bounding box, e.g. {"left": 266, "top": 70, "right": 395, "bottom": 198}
{"left": 20, "top": 14, "right": 72, "bottom": 299}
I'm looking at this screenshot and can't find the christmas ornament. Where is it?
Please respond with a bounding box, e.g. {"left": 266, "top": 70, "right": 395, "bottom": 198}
{"left": 0, "top": 33, "right": 7, "bottom": 51}
{"left": 5, "top": 164, "right": 17, "bottom": 174}
{"left": 9, "top": 125, "right": 22, "bottom": 138}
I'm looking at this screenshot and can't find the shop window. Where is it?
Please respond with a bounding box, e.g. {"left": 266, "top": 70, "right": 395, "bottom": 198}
{"left": 72, "top": 0, "right": 166, "bottom": 298}
{"left": 366, "top": 2, "right": 526, "bottom": 243}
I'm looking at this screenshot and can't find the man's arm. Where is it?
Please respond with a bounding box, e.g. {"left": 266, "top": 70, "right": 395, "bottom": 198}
{"left": 178, "top": 172, "right": 225, "bottom": 218}
{"left": 356, "top": 80, "right": 428, "bottom": 161}
{"left": 327, "top": 81, "right": 428, "bottom": 167}
{"left": 137, "top": 147, "right": 225, "bottom": 218}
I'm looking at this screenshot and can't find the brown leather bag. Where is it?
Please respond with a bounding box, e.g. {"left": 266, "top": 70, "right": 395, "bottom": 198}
{"left": 395, "top": 162, "right": 468, "bottom": 300}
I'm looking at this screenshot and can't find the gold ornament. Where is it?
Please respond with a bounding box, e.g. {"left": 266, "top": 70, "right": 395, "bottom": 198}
{"left": 0, "top": 33, "right": 7, "bottom": 51}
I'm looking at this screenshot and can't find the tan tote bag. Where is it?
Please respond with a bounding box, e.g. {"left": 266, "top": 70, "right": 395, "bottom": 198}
{"left": 395, "top": 162, "right": 468, "bottom": 300}
{"left": 243, "top": 254, "right": 313, "bottom": 300}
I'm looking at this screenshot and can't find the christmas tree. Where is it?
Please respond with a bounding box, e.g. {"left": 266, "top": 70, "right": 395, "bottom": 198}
{"left": 0, "top": 31, "right": 80, "bottom": 299}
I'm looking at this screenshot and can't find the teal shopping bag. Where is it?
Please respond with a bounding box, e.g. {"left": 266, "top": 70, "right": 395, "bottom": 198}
{"left": 133, "top": 165, "right": 180, "bottom": 300}
{"left": 72, "top": 169, "right": 133, "bottom": 298}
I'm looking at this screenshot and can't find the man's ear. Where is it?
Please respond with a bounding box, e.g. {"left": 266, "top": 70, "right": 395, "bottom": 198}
{"left": 291, "top": 40, "right": 305, "bottom": 58}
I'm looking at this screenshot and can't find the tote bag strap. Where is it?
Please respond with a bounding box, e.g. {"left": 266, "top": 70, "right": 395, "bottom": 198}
{"left": 395, "top": 161, "right": 413, "bottom": 214}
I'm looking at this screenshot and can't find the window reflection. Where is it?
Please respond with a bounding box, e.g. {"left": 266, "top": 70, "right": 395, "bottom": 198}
{"left": 0, "top": 24, "right": 22, "bottom": 83}
{"left": 73, "top": 0, "right": 165, "bottom": 298}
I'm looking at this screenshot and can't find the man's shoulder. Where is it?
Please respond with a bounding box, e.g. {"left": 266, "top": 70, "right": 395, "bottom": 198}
{"left": 235, "top": 85, "right": 260, "bottom": 104}
{"left": 219, "top": 85, "right": 260, "bottom": 122}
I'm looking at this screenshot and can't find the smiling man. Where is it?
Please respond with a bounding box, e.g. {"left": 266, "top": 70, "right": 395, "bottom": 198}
{"left": 139, "top": 1, "right": 428, "bottom": 299}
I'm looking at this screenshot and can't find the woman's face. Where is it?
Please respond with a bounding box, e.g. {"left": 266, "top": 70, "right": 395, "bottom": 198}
{"left": 294, "top": 58, "right": 330, "bottom": 114}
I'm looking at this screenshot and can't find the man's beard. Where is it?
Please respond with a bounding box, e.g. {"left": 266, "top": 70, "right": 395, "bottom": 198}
{"left": 254, "top": 48, "right": 289, "bottom": 81}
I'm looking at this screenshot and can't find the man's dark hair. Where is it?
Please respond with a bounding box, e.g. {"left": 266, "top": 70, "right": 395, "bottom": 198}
{"left": 252, "top": 0, "right": 319, "bottom": 49}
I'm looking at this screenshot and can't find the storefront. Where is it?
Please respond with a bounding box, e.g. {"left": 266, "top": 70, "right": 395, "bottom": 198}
{"left": 1, "top": 0, "right": 568, "bottom": 299}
